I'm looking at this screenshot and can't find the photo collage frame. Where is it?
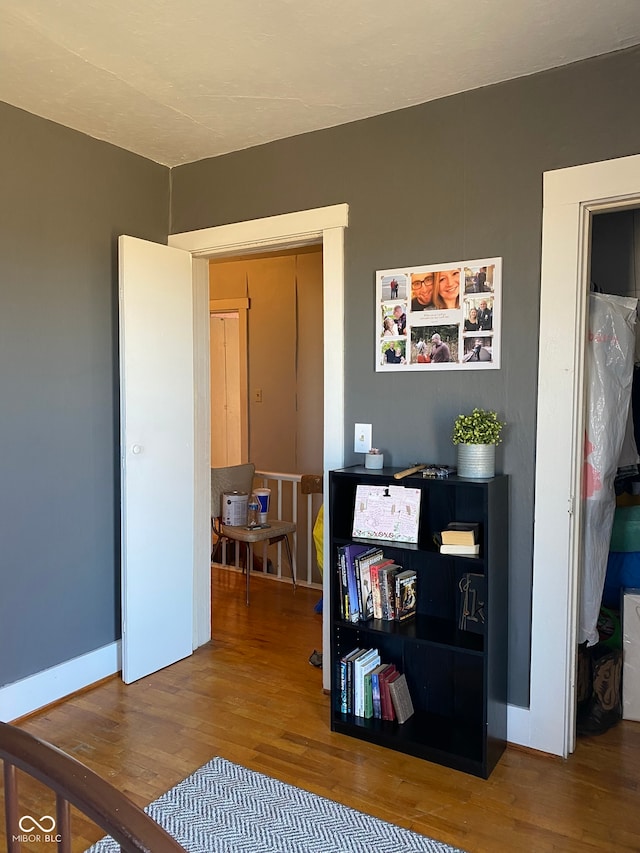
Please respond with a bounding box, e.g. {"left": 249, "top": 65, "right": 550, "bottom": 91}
{"left": 376, "top": 257, "right": 502, "bottom": 371}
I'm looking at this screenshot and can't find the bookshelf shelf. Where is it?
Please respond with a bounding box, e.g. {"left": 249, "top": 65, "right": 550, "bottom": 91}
{"left": 329, "top": 465, "right": 508, "bottom": 779}
{"left": 334, "top": 614, "right": 485, "bottom": 654}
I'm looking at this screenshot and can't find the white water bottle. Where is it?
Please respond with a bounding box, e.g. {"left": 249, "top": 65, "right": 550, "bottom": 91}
{"left": 247, "top": 493, "right": 260, "bottom": 527}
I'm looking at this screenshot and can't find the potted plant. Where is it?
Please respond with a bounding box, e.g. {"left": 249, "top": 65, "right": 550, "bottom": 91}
{"left": 452, "top": 407, "right": 504, "bottom": 478}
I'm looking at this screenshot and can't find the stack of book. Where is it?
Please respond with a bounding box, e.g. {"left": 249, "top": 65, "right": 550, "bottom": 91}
{"left": 439, "top": 522, "right": 480, "bottom": 557}
{"left": 337, "top": 646, "right": 415, "bottom": 723}
{"left": 338, "top": 546, "right": 417, "bottom": 623}
{"left": 337, "top": 544, "right": 384, "bottom": 622}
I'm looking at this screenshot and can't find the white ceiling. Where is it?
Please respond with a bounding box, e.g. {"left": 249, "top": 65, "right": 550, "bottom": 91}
{"left": 1, "top": 0, "right": 639, "bottom": 167}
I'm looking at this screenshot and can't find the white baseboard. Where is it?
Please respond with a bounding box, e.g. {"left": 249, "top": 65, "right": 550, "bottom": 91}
{"left": 507, "top": 702, "right": 531, "bottom": 748}
{"left": 0, "top": 641, "right": 121, "bottom": 723}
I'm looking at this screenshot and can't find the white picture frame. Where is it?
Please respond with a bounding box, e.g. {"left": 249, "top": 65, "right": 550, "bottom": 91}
{"left": 376, "top": 257, "right": 502, "bottom": 372}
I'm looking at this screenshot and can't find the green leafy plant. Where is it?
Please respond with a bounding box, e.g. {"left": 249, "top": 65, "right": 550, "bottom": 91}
{"left": 452, "top": 408, "right": 504, "bottom": 445}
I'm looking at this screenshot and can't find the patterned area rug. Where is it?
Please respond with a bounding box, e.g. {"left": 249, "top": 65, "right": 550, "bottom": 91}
{"left": 88, "top": 757, "right": 467, "bottom": 853}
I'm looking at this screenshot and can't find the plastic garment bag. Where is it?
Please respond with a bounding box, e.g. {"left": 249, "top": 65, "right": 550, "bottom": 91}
{"left": 580, "top": 293, "right": 638, "bottom": 646}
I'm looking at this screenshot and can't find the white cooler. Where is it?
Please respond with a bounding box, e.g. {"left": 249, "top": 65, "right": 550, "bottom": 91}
{"left": 623, "top": 588, "right": 640, "bottom": 721}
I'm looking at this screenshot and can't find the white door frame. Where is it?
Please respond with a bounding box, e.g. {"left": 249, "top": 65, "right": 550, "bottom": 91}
{"left": 530, "top": 154, "right": 640, "bottom": 757}
{"left": 169, "top": 204, "right": 349, "bottom": 689}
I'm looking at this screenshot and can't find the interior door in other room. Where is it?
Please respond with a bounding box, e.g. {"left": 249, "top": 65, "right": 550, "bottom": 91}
{"left": 210, "top": 313, "right": 242, "bottom": 467}
{"left": 119, "top": 235, "right": 194, "bottom": 684}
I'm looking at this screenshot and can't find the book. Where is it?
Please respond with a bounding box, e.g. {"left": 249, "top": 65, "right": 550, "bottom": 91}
{"left": 388, "top": 673, "right": 415, "bottom": 724}
{"left": 337, "top": 549, "right": 349, "bottom": 620}
{"left": 344, "top": 648, "right": 366, "bottom": 714}
{"left": 440, "top": 543, "right": 480, "bottom": 557}
{"left": 339, "top": 647, "right": 361, "bottom": 714}
{"left": 341, "top": 544, "right": 370, "bottom": 622}
{"left": 440, "top": 522, "right": 480, "bottom": 546}
{"left": 353, "top": 648, "right": 380, "bottom": 717}
{"left": 370, "top": 662, "right": 390, "bottom": 719}
{"left": 395, "top": 569, "right": 417, "bottom": 621}
{"left": 369, "top": 558, "right": 394, "bottom": 619}
{"left": 363, "top": 655, "right": 381, "bottom": 719}
{"left": 379, "top": 565, "right": 400, "bottom": 620}
{"left": 355, "top": 547, "right": 384, "bottom": 621}
{"left": 363, "top": 671, "right": 374, "bottom": 719}
{"left": 379, "top": 666, "right": 399, "bottom": 721}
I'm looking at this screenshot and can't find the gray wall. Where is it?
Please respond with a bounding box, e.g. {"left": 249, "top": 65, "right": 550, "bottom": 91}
{"left": 0, "top": 103, "right": 169, "bottom": 690}
{"left": 171, "top": 46, "right": 640, "bottom": 707}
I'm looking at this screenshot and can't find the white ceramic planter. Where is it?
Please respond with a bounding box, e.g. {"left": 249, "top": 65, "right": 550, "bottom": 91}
{"left": 457, "top": 443, "right": 496, "bottom": 478}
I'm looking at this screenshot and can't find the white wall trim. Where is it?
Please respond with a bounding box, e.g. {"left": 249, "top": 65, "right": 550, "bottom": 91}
{"left": 507, "top": 703, "right": 532, "bottom": 749}
{"left": 169, "top": 205, "right": 349, "bottom": 256}
{"left": 169, "top": 205, "right": 349, "bottom": 664}
{"left": 531, "top": 153, "right": 640, "bottom": 757}
{"left": 0, "top": 642, "right": 121, "bottom": 723}
{"left": 192, "top": 257, "right": 211, "bottom": 649}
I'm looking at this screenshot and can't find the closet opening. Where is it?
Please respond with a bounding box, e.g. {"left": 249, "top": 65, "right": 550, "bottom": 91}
{"left": 577, "top": 207, "right": 640, "bottom": 738}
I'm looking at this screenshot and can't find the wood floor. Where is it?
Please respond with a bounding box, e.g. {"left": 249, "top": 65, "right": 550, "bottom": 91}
{"left": 6, "top": 566, "right": 640, "bottom": 853}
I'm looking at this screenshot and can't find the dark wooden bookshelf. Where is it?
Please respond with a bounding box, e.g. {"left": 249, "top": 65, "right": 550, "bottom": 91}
{"left": 329, "top": 465, "right": 508, "bottom": 779}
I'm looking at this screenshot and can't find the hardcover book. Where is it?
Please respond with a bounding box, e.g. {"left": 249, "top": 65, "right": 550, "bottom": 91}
{"left": 440, "top": 522, "right": 480, "bottom": 546}
{"left": 353, "top": 648, "right": 380, "bottom": 718}
{"left": 388, "top": 673, "right": 415, "bottom": 724}
{"left": 440, "top": 543, "right": 480, "bottom": 557}
{"left": 380, "top": 666, "right": 399, "bottom": 721}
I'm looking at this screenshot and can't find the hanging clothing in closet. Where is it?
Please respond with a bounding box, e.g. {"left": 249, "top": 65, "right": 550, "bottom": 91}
{"left": 580, "top": 292, "right": 637, "bottom": 646}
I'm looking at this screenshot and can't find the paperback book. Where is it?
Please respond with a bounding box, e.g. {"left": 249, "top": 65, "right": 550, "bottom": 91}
{"left": 355, "top": 547, "right": 384, "bottom": 621}
{"left": 369, "top": 557, "right": 394, "bottom": 619}
{"left": 379, "top": 564, "right": 400, "bottom": 620}
{"left": 395, "top": 569, "right": 417, "bottom": 621}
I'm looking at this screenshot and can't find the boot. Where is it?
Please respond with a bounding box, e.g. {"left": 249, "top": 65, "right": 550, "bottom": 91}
{"left": 576, "top": 645, "right": 622, "bottom": 736}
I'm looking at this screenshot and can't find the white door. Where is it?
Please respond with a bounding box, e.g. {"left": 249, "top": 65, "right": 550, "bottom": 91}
{"left": 119, "top": 236, "right": 194, "bottom": 683}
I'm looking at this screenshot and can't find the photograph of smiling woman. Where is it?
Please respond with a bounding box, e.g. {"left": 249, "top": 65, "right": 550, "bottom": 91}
{"left": 433, "top": 268, "right": 460, "bottom": 310}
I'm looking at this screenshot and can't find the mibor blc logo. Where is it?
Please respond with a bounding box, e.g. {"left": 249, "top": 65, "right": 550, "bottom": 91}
{"left": 13, "top": 814, "right": 62, "bottom": 843}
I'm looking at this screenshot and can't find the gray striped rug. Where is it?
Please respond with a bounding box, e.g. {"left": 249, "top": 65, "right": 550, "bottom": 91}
{"left": 88, "top": 757, "right": 467, "bottom": 853}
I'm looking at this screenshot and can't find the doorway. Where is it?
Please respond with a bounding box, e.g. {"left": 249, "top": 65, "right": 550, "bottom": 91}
{"left": 168, "top": 203, "right": 348, "bottom": 691}
{"left": 208, "top": 247, "right": 324, "bottom": 588}
{"left": 529, "top": 154, "right": 640, "bottom": 758}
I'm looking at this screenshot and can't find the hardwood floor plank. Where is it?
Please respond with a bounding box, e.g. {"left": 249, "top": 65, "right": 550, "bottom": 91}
{"left": 2, "top": 567, "right": 640, "bottom": 852}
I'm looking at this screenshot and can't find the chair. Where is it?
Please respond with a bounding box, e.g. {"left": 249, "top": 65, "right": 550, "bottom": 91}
{"left": 211, "top": 464, "right": 296, "bottom": 604}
